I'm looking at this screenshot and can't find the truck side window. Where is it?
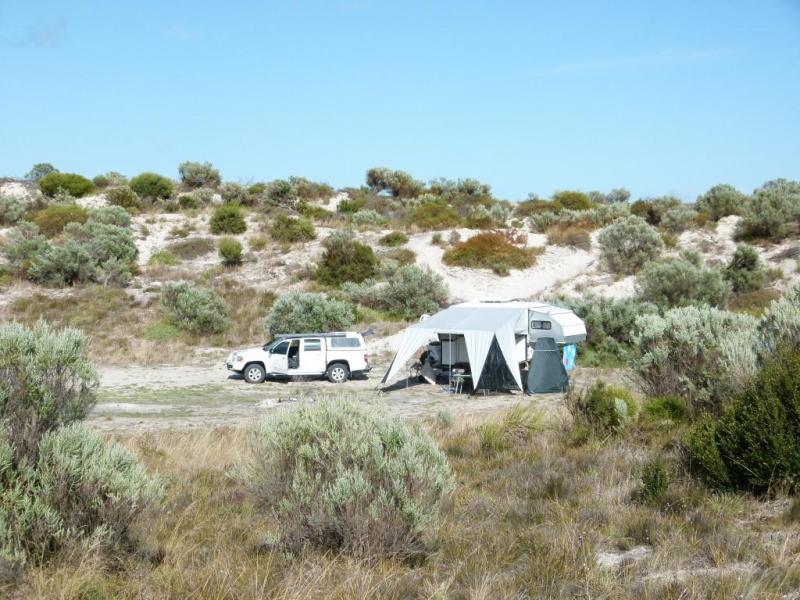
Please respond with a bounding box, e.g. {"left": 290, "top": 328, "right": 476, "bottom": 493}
{"left": 531, "top": 320, "right": 552, "bottom": 330}
{"left": 304, "top": 339, "right": 322, "bottom": 351}
{"left": 271, "top": 341, "right": 290, "bottom": 354}
{"left": 330, "top": 337, "right": 360, "bottom": 348}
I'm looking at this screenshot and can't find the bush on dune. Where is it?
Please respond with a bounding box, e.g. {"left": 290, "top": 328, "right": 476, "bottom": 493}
{"left": 246, "top": 398, "right": 454, "bottom": 558}
{"left": 342, "top": 265, "right": 448, "bottom": 320}
{"left": 269, "top": 214, "right": 316, "bottom": 243}
{"left": 160, "top": 282, "right": 230, "bottom": 334}
{"left": 379, "top": 231, "right": 409, "bottom": 247}
{"left": 266, "top": 292, "right": 354, "bottom": 335}
{"left": 598, "top": 215, "right": 663, "bottom": 274}
{"left": 178, "top": 161, "right": 221, "bottom": 188}
{"left": 315, "top": 230, "right": 378, "bottom": 286}
{"left": 105, "top": 186, "right": 140, "bottom": 211}
{"left": 725, "top": 244, "right": 766, "bottom": 293}
{"left": 0, "top": 196, "right": 25, "bottom": 226}
{"left": 210, "top": 204, "right": 247, "bottom": 235}
{"left": 546, "top": 224, "right": 592, "bottom": 250}
{"left": 37, "top": 173, "right": 93, "bottom": 198}
{"left": 30, "top": 204, "right": 89, "bottom": 237}
{"left": 443, "top": 231, "right": 539, "bottom": 275}
{"left": 129, "top": 172, "right": 174, "bottom": 200}
{"left": 218, "top": 237, "right": 243, "bottom": 266}
{"left": 696, "top": 184, "right": 748, "bottom": 220}
{"left": 735, "top": 180, "right": 800, "bottom": 241}
{"left": 407, "top": 196, "right": 462, "bottom": 230}
{"left": 366, "top": 167, "right": 424, "bottom": 198}
{"left": 636, "top": 251, "right": 731, "bottom": 309}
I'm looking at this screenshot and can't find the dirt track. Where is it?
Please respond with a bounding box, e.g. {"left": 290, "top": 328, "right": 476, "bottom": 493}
{"left": 87, "top": 358, "right": 623, "bottom": 432}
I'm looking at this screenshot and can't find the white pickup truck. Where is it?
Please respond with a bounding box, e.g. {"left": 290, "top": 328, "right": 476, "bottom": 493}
{"left": 226, "top": 332, "right": 371, "bottom": 384}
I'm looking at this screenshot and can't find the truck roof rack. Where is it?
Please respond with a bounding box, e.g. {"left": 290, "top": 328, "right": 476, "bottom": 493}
{"left": 273, "top": 332, "right": 349, "bottom": 340}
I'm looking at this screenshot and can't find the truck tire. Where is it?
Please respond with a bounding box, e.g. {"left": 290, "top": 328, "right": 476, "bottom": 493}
{"left": 244, "top": 363, "right": 266, "bottom": 384}
{"left": 326, "top": 362, "right": 350, "bottom": 384}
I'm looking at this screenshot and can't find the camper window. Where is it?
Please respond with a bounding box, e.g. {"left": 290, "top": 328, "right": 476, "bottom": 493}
{"left": 531, "top": 320, "right": 552, "bottom": 330}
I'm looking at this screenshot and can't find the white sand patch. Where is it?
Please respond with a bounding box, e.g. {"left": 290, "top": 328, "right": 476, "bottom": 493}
{"left": 0, "top": 181, "right": 33, "bottom": 202}
{"left": 321, "top": 191, "right": 347, "bottom": 212}
{"left": 678, "top": 215, "right": 739, "bottom": 264}
{"left": 94, "top": 403, "right": 174, "bottom": 414}
{"left": 75, "top": 193, "right": 108, "bottom": 209}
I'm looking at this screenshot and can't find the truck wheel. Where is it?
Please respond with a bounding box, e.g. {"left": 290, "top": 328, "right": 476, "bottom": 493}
{"left": 244, "top": 363, "right": 266, "bottom": 384}
{"left": 326, "top": 363, "right": 350, "bottom": 384}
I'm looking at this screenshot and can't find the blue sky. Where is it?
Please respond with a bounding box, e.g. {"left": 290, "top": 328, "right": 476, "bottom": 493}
{"left": 1, "top": 1, "right": 798, "bottom": 201}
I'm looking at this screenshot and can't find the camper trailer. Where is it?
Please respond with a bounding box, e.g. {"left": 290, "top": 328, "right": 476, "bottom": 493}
{"left": 382, "top": 300, "right": 586, "bottom": 393}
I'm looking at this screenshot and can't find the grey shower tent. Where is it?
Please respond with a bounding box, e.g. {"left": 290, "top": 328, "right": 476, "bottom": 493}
{"left": 381, "top": 300, "right": 586, "bottom": 393}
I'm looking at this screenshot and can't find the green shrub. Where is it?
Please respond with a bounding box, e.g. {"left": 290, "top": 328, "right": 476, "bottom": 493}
{"left": 246, "top": 398, "right": 454, "bottom": 558}
{"left": 248, "top": 235, "right": 268, "bottom": 251}
{"left": 0, "top": 321, "right": 97, "bottom": 464}
{"left": 552, "top": 190, "right": 592, "bottom": 211}
{"left": 633, "top": 457, "right": 670, "bottom": 504}
{"left": 220, "top": 182, "right": 259, "bottom": 206}
{"left": 687, "top": 346, "right": 800, "bottom": 493}
{"left": 105, "top": 186, "right": 140, "bottom": 211}
{"left": 632, "top": 305, "right": 758, "bottom": 416}
{"left": 89, "top": 205, "right": 132, "bottom": 227}
{"left": 408, "top": 195, "right": 462, "bottom": 230}
{"left": 343, "top": 265, "right": 448, "bottom": 320}
{"left": 178, "top": 193, "right": 199, "bottom": 209}
{"left": 696, "top": 184, "right": 747, "bottom": 220}
{"left": 735, "top": 182, "right": 800, "bottom": 241}
{"left": 529, "top": 203, "right": 630, "bottom": 233}
{"left": 660, "top": 205, "right": 696, "bottom": 233}
{"left": 642, "top": 395, "right": 689, "bottom": 423}
{"left": 148, "top": 250, "right": 179, "bottom": 266}
{"left": 350, "top": 209, "right": 385, "bottom": 226}
{"left": 443, "top": 231, "right": 539, "bottom": 276}
{"left": 0, "top": 196, "right": 25, "bottom": 225}
{"left": 264, "top": 179, "right": 297, "bottom": 208}
{"left": 513, "top": 198, "right": 561, "bottom": 218}
{"left": 219, "top": 237, "right": 243, "bottom": 266}
{"left": 567, "top": 381, "right": 638, "bottom": 434}
{"left": 35, "top": 423, "right": 163, "bottom": 551}
{"left": 636, "top": 251, "right": 731, "bottom": 308}
{"left": 725, "top": 244, "right": 766, "bottom": 293}
{"left": 757, "top": 284, "right": 800, "bottom": 356}
{"left": 129, "top": 172, "right": 174, "bottom": 200}
{"left": 315, "top": 230, "right": 378, "bottom": 286}
{"left": 210, "top": 204, "right": 247, "bottom": 234}
{"left": 1, "top": 223, "right": 48, "bottom": 272}
{"left": 92, "top": 172, "right": 127, "bottom": 189}
{"left": 289, "top": 176, "right": 335, "bottom": 201}
{"left": 382, "top": 247, "right": 416, "bottom": 267}
{"left": 266, "top": 292, "right": 354, "bottom": 335}
{"left": 598, "top": 215, "right": 663, "bottom": 274}
{"left": 630, "top": 196, "right": 682, "bottom": 226}
{"left": 379, "top": 231, "right": 409, "bottom": 247}
{"left": 30, "top": 204, "right": 89, "bottom": 237}
{"left": 37, "top": 173, "right": 93, "bottom": 198}
{"left": 178, "top": 161, "right": 221, "bottom": 188}
{"left": 161, "top": 282, "right": 230, "bottom": 334}
{"left": 269, "top": 214, "right": 316, "bottom": 243}
{"left": 366, "top": 167, "right": 424, "bottom": 198}
{"left": 25, "top": 163, "right": 57, "bottom": 182}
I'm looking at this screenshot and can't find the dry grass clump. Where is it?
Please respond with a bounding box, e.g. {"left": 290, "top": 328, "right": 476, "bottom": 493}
{"left": 168, "top": 236, "right": 216, "bottom": 259}
{"left": 442, "top": 230, "right": 541, "bottom": 275}
{"left": 546, "top": 223, "right": 593, "bottom": 250}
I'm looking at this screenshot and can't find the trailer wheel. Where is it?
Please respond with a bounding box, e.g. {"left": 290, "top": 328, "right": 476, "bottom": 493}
{"left": 326, "top": 363, "right": 350, "bottom": 384}
{"left": 244, "top": 363, "right": 266, "bottom": 384}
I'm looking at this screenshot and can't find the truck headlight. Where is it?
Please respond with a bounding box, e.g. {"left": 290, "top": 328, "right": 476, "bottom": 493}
{"left": 236, "top": 354, "right": 244, "bottom": 362}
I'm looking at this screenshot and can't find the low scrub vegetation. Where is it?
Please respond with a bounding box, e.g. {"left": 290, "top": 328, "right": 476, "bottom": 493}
{"left": 315, "top": 230, "right": 378, "bottom": 286}
{"left": 218, "top": 237, "right": 243, "bottom": 266}
{"left": 37, "top": 172, "right": 93, "bottom": 198}
{"left": 266, "top": 291, "right": 354, "bottom": 335}
{"left": 443, "top": 231, "right": 539, "bottom": 275}
{"left": 210, "top": 204, "right": 247, "bottom": 234}
{"left": 408, "top": 196, "right": 462, "bottom": 230}
{"left": 178, "top": 161, "right": 221, "bottom": 188}
{"left": 247, "top": 398, "right": 454, "bottom": 558}
{"left": 636, "top": 251, "right": 731, "bottom": 308}
{"left": 269, "top": 214, "right": 315, "bottom": 243}
{"left": 735, "top": 179, "right": 800, "bottom": 241}
{"left": 567, "top": 381, "right": 638, "bottom": 435}
{"left": 378, "top": 231, "right": 409, "bottom": 246}
{"left": 30, "top": 204, "right": 89, "bottom": 237}
{"left": 160, "top": 282, "right": 230, "bottom": 334}
{"left": 129, "top": 172, "right": 174, "bottom": 200}
{"left": 0, "top": 196, "right": 25, "bottom": 225}
{"left": 342, "top": 265, "right": 448, "bottom": 320}
{"left": 598, "top": 215, "right": 663, "bottom": 274}
{"left": 545, "top": 224, "right": 592, "bottom": 250}
{"left": 696, "top": 184, "right": 747, "bottom": 220}
{"left": 105, "top": 186, "right": 140, "bottom": 211}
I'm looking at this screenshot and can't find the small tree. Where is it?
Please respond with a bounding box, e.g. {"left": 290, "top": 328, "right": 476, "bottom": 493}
{"left": 366, "top": 167, "right": 424, "bottom": 198}
{"left": 598, "top": 215, "right": 663, "bottom": 274}
{"left": 266, "top": 292, "right": 354, "bottom": 335}
{"left": 636, "top": 251, "right": 731, "bottom": 308}
{"left": 129, "top": 172, "right": 174, "bottom": 200}
{"left": 178, "top": 161, "right": 221, "bottom": 188}
{"left": 725, "top": 245, "right": 766, "bottom": 293}
{"left": 25, "top": 163, "right": 58, "bottom": 182}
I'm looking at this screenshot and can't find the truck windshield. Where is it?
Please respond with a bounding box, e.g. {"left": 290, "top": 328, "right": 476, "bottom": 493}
{"left": 262, "top": 339, "right": 281, "bottom": 351}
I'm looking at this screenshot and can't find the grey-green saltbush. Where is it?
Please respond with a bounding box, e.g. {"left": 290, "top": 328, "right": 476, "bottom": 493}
{"left": 0, "top": 321, "right": 97, "bottom": 465}
{"left": 178, "top": 161, "right": 221, "bottom": 188}
{"left": 342, "top": 265, "right": 448, "bottom": 320}
{"left": 632, "top": 305, "right": 757, "bottom": 416}
{"left": 350, "top": 209, "right": 386, "bottom": 226}
{"left": 598, "top": 215, "right": 663, "bottom": 274}
{"left": 660, "top": 205, "right": 696, "bottom": 233}
{"left": 696, "top": 184, "right": 748, "bottom": 220}
{"left": 0, "top": 196, "right": 25, "bottom": 226}
{"left": 758, "top": 284, "right": 800, "bottom": 356}
{"left": 266, "top": 292, "right": 354, "bottom": 335}
{"left": 161, "top": 282, "right": 230, "bottom": 334}
{"left": 247, "top": 398, "right": 454, "bottom": 558}
{"left": 636, "top": 251, "right": 731, "bottom": 308}
{"left": 736, "top": 181, "right": 800, "bottom": 241}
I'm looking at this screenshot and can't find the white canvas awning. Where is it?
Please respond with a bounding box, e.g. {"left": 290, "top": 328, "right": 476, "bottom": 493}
{"left": 381, "top": 305, "right": 525, "bottom": 390}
